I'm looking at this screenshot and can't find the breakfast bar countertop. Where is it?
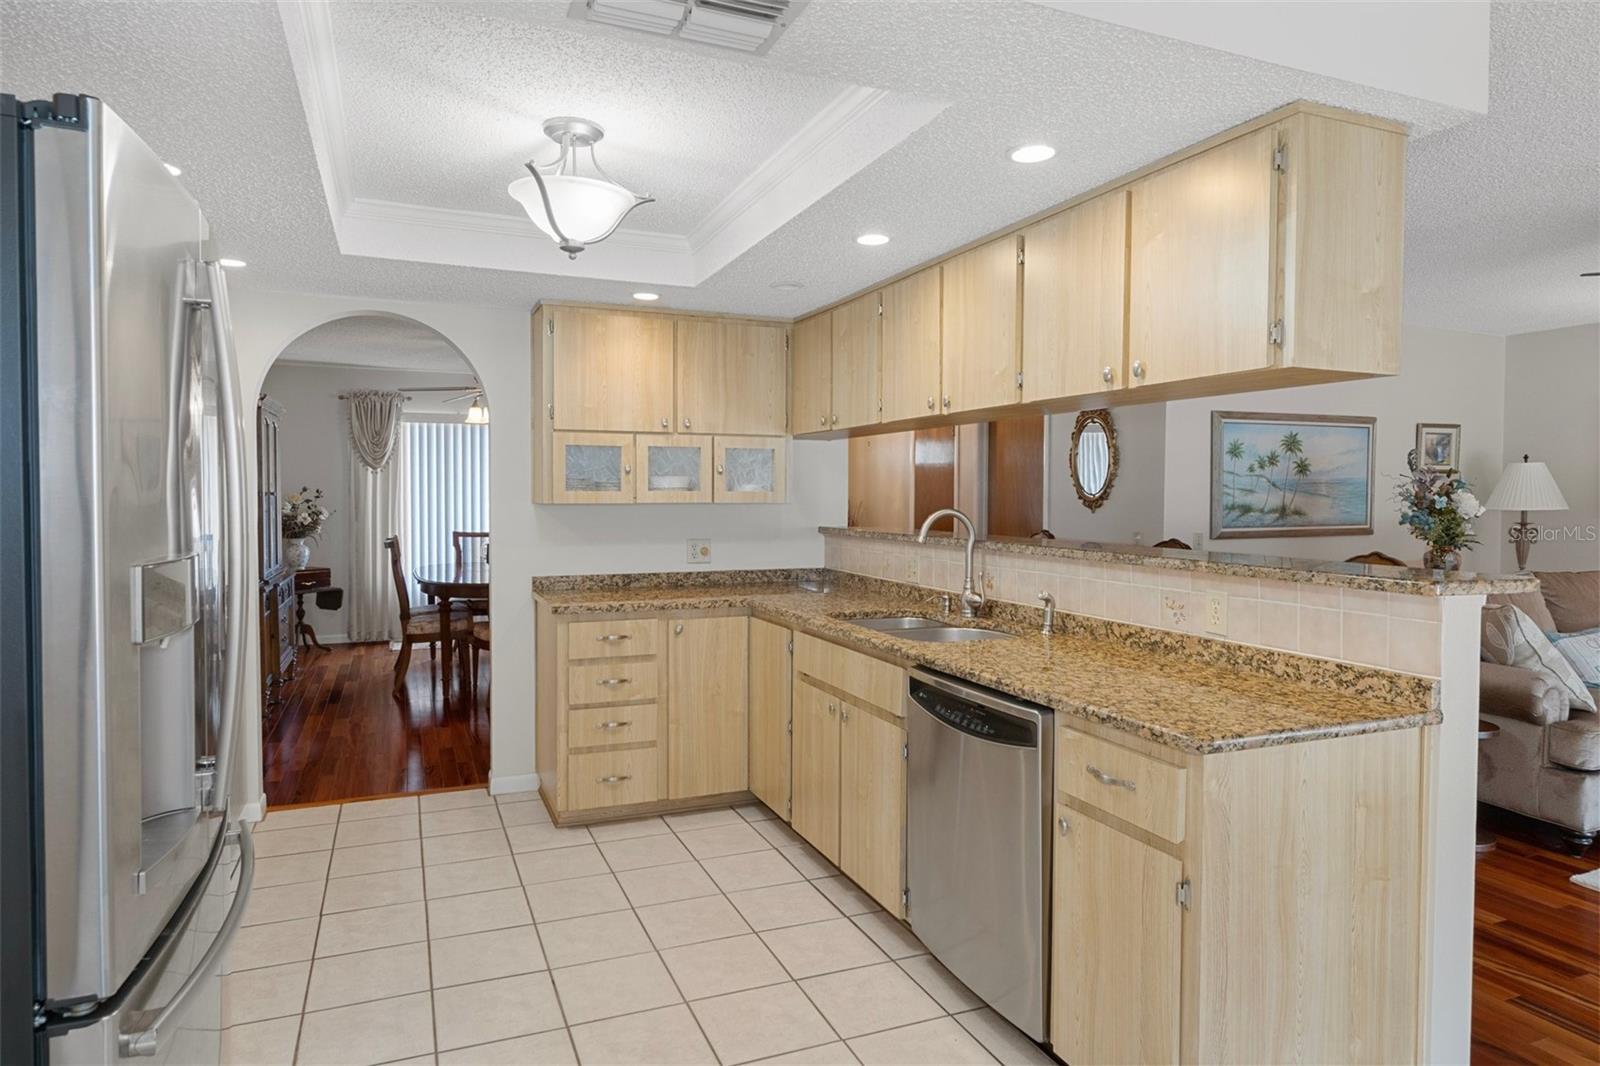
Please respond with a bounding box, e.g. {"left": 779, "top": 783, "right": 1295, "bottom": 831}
{"left": 533, "top": 572, "right": 1440, "bottom": 756}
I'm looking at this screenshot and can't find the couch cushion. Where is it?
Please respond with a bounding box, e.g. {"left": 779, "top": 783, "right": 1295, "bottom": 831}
{"left": 1487, "top": 589, "right": 1558, "bottom": 634}
{"left": 1551, "top": 628, "right": 1600, "bottom": 697}
{"left": 1481, "top": 604, "right": 1596, "bottom": 712}
{"left": 1535, "top": 570, "right": 1600, "bottom": 634}
{"left": 1549, "top": 713, "right": 1600, "bottom": 772}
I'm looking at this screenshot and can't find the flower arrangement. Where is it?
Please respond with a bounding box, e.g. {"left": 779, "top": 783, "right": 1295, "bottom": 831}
{"left": 281, "top": 486, "right": 331, "bottom": 541}
{"left": 1395, "top": 467, "right": 1484, "bottom": 570}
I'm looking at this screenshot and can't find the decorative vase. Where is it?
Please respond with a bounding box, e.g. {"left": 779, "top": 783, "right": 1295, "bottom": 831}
{"left": 1423, "top": 545, "right": 1460, "bottom": 572}
{"left": 287, "top": 537, "right": 311, "bottom": 570}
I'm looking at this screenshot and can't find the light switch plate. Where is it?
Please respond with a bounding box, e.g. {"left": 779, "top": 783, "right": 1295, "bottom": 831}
{"left": 1205, "top": 593, "right": 1227, "bottom": 634}
{"left": 687, "top": 539, "right": 713, "bottom": 564}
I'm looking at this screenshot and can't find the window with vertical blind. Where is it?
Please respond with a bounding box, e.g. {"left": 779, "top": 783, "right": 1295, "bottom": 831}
{"left": 402, "top": 417, "right": 489, "bottom": 605}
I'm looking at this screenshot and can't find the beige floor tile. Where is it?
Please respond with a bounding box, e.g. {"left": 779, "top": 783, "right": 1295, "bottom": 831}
{"left": 339, "top": 795, "right": 418, "bottom": 822}
{"left": 295, "top": 991, "right": 434, "bottom": 1066}
{"left": 551, "top": 951, "right": 683, "bottom": 1025}
{"left": 250, "top": 850, "right": 331, "bottom": 889}
{"left": 727, "top": 881, "right": 841, "bottom": 931}
{"left": 587, "top": 816, "right": 671, "bottom": 842}
{"left": 430, "top": 925, "right": 546, "bottom": 988}
{"left": 660, "top": 933, "right": 790, "bottom": 1001}
{"left": 437, "top": 1029, "right": 576, "bottom": 1066}
{"left": 314, "top": 900, "right": 426, "bottom": 957}
{"left": 250, "top": 824, "right": 334, "bottom": 858}
{"left": 735, "top": 803, "right": 779, "bottom": 823}
{"left": 598, "top": 832, "right": 694, "bottom": 871}
{"left": 305, "top": 942, "right": 430, "bottom": 1011}
{"left": 664, "top": 808, "right": 745, "bottom": 832}
{"left": 690, "top": 983, "right": 836, "bottom": 1065}
{"left": 569, "top": 1003, "right": 717, "bottom": 1065}
{"left": 220, "top": 1016, "right": 300, "bottom": 1066}
{"left": 536, "top": 908, "right": 652, "bottom": 968}
{"left": 427, "top": 885, "right": 531, "bottom": 939}
{"left": 800, "top": 962, "right": 942, "bottom": 1039}
{"left": 422, "top": 804, "right": 505, "bottom": 837}
{"left": 334, "top": 814, "right": 418, "bottom": 849}
{"left": 701, "top": 849, "right": 804, "bottom": 893}
{"left": 615, "top": 861, "right": 721, "bottom": 908}
{"left": 761, "top": 918, "right": 886, "bottom": 979}
{"left": 425, "top": 855, "right": 521, "bottom": 898}
{"left": 516, "top": 842, "right": 610, "bottom": 884}
{"left": 897, "top": 954, "right": 983, "bottom": 1013}
{"left": 851, "top": 913, "right": 926, "bottom": 960}
{"left": 525, "top": 872, "right": 630, "bottom": 922}
{"left": 752, "top": 819, "right": 805, "bottom": 848}
{"left": 240, "top": 881, "right": 323, "bottom": 927}
{"left": 321, "top": 868, "right": 424, "bottom": 914}
{"left": 328, "top": 839, "right": 421, "bottom": 879}
{"left": 847, "top": 1017, "right": 995, "bottom": 1064}
{"left": 220, "top": 960, "right": 309, "bottom": 1026}
{"left": 506, "top": 821, "right": 593, "bottom": 853}
{"left": 225, "top": 916, "right": 318, "bottom": 973}
{"left": 812, "top": 877, "right": 878, "bottom": 917}
{"left": 678, "top": 822, "right": 772, "bottom": 859}
{"left": 753, "top": 1042, "right": 859, "bottom": 1064}
{"left": 421, "top": 788, "right": 494, "bottom": 811}
{"left": 496, "top": 800, "right": 552, "bottom": 827}
{"left": 433, "top": 971, "right": 565, "bottom": 1051}
{"left": 257, "top": 804, "right": 339, "bottom": 832}
{"left": 423, "top": 827, "right": 510, "bottom": 866}
{"left": 777, "top": 844, "right": 839, "bottom": 881}
{"left": 952, "top": 1008, "right": 1053, "bottom": 1065}
{"left": 636, "top": 894, "right": 751, "bottom": 949}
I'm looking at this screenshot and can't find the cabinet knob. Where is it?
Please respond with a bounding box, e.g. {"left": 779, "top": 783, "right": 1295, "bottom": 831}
{"left": 927, "top": 396, "right": 935, "bottom": 410}
{"left": 941, "top": 395, "right": 951, "bottom": 409}
{"left": 661, "top": 417, "right": 669, "bottom": 429}
{"left": 828, "top": 703, "right": 836, "bottom": 716}
{"left": 819, "top": 414, "right": 827, "bottom": 427}
{"left": 1058, "top": 816, "right": 1070, "bottom": 837}
{"left": 1102, "top": 366, "right": 1113, "bottom": 383}
{"left": 841, "top": 707, "right": 850, "bottom": 722}
{"left": 830, "top": 414, "right": 838, "bottom": 425}
{"left": 683, "top": 418, "right": 692, "bottom": 429}
{"left": 623, "top": 464, "right": 632, "bottom": 475}
{"left": 716, "top": 464, "right": 724, "bottom": 475}
{"left": 1131, "top": 360, "right": 1145, "bottom": 380}
{"left": 674, "top": 623, "right": 684, "bottom": 635}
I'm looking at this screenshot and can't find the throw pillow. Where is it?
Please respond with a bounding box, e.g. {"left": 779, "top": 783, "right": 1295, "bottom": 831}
{"left": 1487, "top": 589, "right": 1558, "bottom": 634}
{"left": 1551, "top": 628, "right": 1600, "bottom": 697}
{"left": 1481, "top": 604, "right": 1596, "bottom": 712}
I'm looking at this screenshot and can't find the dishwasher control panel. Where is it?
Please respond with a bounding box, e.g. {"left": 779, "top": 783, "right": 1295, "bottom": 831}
{"left": 909, "top": 678, "right": 1038, "bottom": 746}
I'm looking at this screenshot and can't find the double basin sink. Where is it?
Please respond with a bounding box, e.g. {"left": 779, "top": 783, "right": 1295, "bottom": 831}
{"left": 851, "top": 615, "right": 1012, "bottom": 643}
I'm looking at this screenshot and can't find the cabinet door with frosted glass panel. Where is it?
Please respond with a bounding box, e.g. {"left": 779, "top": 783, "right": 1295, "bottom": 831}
{"left": 712, "top": 435, "right": 787, "bottom": 503}
{"left": 638, "top": 434, "right": 712, "bottom": 504}
{"left": 550, "top": 431, "right": 636, "bottom": 504}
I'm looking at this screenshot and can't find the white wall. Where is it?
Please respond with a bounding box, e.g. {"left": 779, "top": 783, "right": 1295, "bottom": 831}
{"left": 230, "top": 289, "right": 846, "bottom": 809}
{"left": 1163, "top": 325, "right": 1508, "bottom": 566}
{"left": 1046, "top": 403, "right": 1166, "bottom": 545}
{"left": 261, "top": 361, "right": 478, "bottom": 642}
{"left": 1499, "top": 322, "right": 1600, "bottom": 572}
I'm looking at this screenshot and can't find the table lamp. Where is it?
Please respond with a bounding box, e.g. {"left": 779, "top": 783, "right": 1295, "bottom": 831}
{"left": 1484, "top": 455, "right": 1569, "bottom": 571}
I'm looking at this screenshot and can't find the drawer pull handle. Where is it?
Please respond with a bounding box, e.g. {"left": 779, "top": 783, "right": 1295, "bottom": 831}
{"left": 1085, "top": 764, "right": 1136, "bottom": 791}
{"left": 597, "top": 720, "right": 631, "bottom": 730}
{"left": 596, "top": 677, "right": 630, "bottom": 687}
{"left": 597, "top": 775, "right": 632, "bottom": 784}
{"left": 595, "top": 633, "right": 631, "bottom": 642}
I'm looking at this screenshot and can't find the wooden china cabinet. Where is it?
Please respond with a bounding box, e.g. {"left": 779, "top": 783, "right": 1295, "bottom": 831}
{"left": 257, "top": 396, "right": 295, "bottom": 724}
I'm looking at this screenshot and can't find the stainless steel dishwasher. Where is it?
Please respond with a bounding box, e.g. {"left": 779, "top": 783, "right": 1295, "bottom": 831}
{"left": 906, "top": 669, "right": 1054, "bottom": 1041}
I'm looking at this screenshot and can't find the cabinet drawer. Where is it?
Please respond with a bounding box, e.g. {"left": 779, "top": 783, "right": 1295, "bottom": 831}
{"left": 569, "top": 703, "right": 659, "bottom": 748}
{"left": 794, "top": 633, "right": 905, "bottom": 716}
{"left": 567, "top": 618, "right": 660, "bottom": 659}
{"left": 567, "top": 748, "right": 660, "bottom": 811}
{"left": 568, "top": 660, "right": 659, "bottom": 706}
{"left": 1058, "top": 728, "right": 1186, "bottom": 844}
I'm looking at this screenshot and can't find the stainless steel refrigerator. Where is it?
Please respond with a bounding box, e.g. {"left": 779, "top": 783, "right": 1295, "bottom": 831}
{"left": 1, "top": 93, "right": 254, "bottom": 1065}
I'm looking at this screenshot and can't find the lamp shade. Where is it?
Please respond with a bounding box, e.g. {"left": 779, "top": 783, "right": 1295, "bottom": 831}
{"left": 508, "top": 174, "right": 641, "bottom": 246}
{"left": 1484, "top": 460, "right": 1569, "bottom": 512}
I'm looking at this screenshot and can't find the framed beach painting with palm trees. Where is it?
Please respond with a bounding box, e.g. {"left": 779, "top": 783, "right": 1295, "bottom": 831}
{"left": 1210, "top": 412, "right": 1376, "bottom": 538}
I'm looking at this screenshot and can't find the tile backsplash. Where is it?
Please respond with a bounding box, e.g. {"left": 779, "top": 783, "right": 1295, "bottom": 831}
{"left": 824, "top": 534, "right": 1442, "bottom": 678}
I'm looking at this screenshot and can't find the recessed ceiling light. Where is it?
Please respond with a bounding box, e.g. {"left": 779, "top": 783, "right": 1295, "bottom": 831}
{"left": 770, "top": 281, "right": 805, "bottom": 291}
{"left": 217, "top": 258, "right": 246, "bottom": 269}
{"left": 163, "top": 162, "right": 182, "bottom": 177}
{"left": 1009, "top": 144, "right": 1056, "bottom": 164}
{"left": 632, "top": 291, "right": 660, "bottom": 301}
{"left": 855, "top": 233, "right": 890, "bottom": 247}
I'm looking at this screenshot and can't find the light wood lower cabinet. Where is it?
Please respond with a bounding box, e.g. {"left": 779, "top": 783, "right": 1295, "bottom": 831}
{"left": 791, "top": 677, "right": 841, "bottom": 862}
{"left": 667, "top": 615, "right": 749, "bottom": 799}
{"left": 748, "top": 619, "right": 792, "bottom": 819}
{"left": 838, "top": 703, "right": 906, "bottom": 916}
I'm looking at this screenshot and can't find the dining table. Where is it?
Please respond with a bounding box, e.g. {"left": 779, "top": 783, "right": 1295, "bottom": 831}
{"left": 412, "top": 558, "right": 489, "bottom": 695}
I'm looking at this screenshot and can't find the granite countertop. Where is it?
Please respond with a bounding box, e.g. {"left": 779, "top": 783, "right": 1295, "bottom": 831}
{"left": 820, "top": 526, "right": 1538, "bottom": 596}
{"left": 533, "top": 574, "right": 1439, "bottom": 754}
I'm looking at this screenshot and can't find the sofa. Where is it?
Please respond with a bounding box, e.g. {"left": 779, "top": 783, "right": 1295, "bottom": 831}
{"left": 1477, "top": 570, "right": 1600, "bottom": 852}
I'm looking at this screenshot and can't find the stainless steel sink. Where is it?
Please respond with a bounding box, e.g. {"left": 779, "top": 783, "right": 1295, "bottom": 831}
{"left": 851, "top": 616, "right": 1012, "bottom": 642}
{"left": 852, "top": 616, "right": 944, "bottom": 631}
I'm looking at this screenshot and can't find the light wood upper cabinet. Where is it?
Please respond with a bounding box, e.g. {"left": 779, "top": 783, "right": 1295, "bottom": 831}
{"left": 880, "top": 267, "right": 943, "bottom": 424}
{"left": 713, "top": 435, "right": 787, "bottom": 504}
{"left": 1128, "top": 124, "right": 1279, "bottom": 388}
{"left": 790, "top": 311, "right": 833, "bottom": 434}
{"left": 838, "top": 704, "right": 906, "bottom": 917}
{"left": 667, "top": 615, "right": 748, "bottom": 799}
{"left": 831, "top": 291, "right": 882, "bottom": 430}
{"left": 637, "top": 433, "right": 712, "bottom": 504}
{"left": 550, "top": 307, "right": 675, "bottom": 432}
{"left": 941, "top": 236, "right": 1022, "bottom": 414}
{"left": 1021, "top": 189, "right": 1129, "bottom": 400}
{"left": 748, "top": 618, "right": 792, "bottom": 819}
{"left": 791, "top": 678, "right": 841, "bottom": 863}
{"left": 549, "top": 431, "right": 637, "bottom": 505}
{"left": 675, "top": 319, "right": 788, "bottom": 435}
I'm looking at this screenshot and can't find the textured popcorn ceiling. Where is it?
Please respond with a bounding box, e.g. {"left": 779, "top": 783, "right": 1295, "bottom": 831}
{"left": 275, "top": 314, "right": 474, "bottom": 373}
{"left": 2, "top": 0, "right": 1595, "bottom": 334}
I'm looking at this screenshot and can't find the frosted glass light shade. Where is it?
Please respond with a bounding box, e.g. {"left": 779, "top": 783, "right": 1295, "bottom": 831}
{"left": 1485, "top": 460, "right": 1568, "bottom": 512}
{"left": 508, "top": 174, "right": 640, "bottom": 245}
{"left": 463, "top": 397, "right": 489, "bottom": 425}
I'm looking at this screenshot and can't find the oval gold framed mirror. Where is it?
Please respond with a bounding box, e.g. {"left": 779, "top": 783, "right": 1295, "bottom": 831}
{"left": 1069, "top": 409, "right": 1117, "bottom": 511}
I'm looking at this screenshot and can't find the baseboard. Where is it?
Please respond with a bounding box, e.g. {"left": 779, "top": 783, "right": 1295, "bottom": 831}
{"left": 489, "top": 772, "right": 539, "bottom": 797}
{"left": 239, "top": 792, "right": 267, "bottom": 825}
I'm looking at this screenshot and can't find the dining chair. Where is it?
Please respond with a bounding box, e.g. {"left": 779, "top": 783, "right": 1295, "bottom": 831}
{"left": 452, "top": 530, "right": 491, "bottom": 617}
{"left": 385, "top": 535, "right": 472, "bottom": 698}
{"left": 468, "top": 619, "right": 490, "bottom": 712}
{"left": 1152, "top": 537, "right": 1193, "bottom": 550}
{"left": 1346, "top": 551, "right": 1408, "bottom": 567}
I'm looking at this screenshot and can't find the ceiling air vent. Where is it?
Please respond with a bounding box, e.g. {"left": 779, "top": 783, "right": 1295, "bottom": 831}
{"left": 571, "top": 0, "right": 808, "bottom": 55}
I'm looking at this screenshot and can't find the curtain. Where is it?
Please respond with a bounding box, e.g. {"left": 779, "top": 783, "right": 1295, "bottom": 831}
{"left": 402, "top": 418, "right": 490, "bottom": 605}
{"left": 345, "top": 391, "right": 408, "bottom": 643}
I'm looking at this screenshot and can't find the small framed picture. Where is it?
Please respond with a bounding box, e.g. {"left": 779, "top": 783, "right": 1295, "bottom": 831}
{"left": 1415, "top": 423, "right": 1461, "bottom": 472}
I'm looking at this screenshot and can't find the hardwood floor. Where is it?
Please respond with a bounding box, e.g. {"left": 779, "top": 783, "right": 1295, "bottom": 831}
{"left": 1473, "top": 806, "right": 1600, "bottom": 1064}
{"left": 262, "top": 641, "right": 490, "bottom": 806}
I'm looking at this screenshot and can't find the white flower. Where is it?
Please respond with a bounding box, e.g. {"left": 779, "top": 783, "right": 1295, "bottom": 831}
{"left": 1454, "top": 490, "right": 1485, "bottom": 518}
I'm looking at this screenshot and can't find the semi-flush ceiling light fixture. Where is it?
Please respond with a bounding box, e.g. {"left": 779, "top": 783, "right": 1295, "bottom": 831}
{"left": 1009, "top": 144, "right": 1055, "bottom": 163}
{"left": 856, "top": 233, "right": 890, "bottom": 246}
{"left": 508, "top": 117, "right": 653, "bottom": 259}
{"left": 632, "top": 291, "right": 660, "bottom": 301}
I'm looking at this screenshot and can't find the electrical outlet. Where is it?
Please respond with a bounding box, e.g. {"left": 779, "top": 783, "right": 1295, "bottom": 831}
{"left": 1205, "top": 593, "right": 1227, "bottom": 635}
{"left": 687, "top": 539, "right": 712, "bottom": 564}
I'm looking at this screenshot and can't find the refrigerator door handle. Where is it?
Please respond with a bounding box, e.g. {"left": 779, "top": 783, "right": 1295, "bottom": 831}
{"left": 118, "top": 822, "right": 255, "bottom": 1058}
